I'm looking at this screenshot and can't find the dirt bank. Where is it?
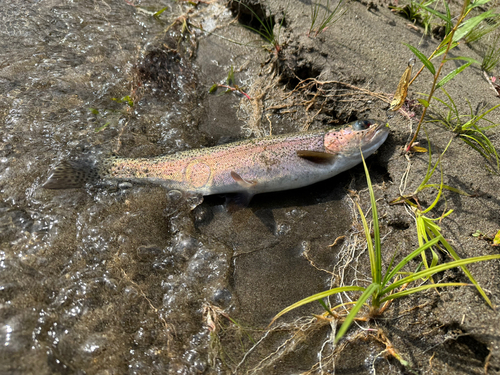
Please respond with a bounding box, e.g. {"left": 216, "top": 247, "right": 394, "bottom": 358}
{"left": 1, "top": 0, "right": 500, "bottom": 374}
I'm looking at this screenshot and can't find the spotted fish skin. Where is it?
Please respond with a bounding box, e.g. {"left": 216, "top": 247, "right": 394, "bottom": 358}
{"left": 43, "top": 120, "right": 389, "bottom": 195}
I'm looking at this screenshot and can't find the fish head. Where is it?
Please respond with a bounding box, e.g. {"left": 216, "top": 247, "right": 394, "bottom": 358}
{"left": 324, "top": 119, "right": 389, "bottom": 157}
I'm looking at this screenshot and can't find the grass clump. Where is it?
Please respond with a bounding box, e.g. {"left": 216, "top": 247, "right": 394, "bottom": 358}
{"left": 309, "top": 0, "right": 348, "bottom": 37}
{"left": 390, "top": 2, "right": 422, "bottom": 24}
{"left": 481, "top": 32, "right": 500, "bottom": 72}
{"left": 390, "top": 1, "right": 436, "bottom": 36}
{"left": 271, "top": 151, "right": 500, "bottom": 344}
{"left": 428, "top": 88, "right": 500, "bottom": 169}
{"left": 234, "top": 0, "right": 285, "bottom": 54}
{"left": 391, "top": 136, "right": 492, "bottom": 301}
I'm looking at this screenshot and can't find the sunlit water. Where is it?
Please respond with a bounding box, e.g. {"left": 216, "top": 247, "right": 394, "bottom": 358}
{"left": 0, "top": 1, "right": 354, "bottom": 373}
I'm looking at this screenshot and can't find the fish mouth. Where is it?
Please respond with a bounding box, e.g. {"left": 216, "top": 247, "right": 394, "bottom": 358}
{"left": 359, "top": 122, "right": 390, "bottom": 155}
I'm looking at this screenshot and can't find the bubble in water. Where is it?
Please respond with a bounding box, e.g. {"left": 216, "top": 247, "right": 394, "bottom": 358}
{"left": 118, "top": 182, "right": 132, "bottom": 190}
{"left": 186, "top": 193, "right": 203, "bottom": 211}
{"left": 171, "top": 233, "right": 198, "bottom": 261}
{"left": 166, "top": 189, "right": 183, "bottom": 203}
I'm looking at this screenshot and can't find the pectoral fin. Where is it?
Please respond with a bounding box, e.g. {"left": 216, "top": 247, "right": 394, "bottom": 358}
{"left": 230, "top": 171, "right": 258, "bottom": 188}
{"left": 297, "top": 150, "right": 337, "bottom": 164}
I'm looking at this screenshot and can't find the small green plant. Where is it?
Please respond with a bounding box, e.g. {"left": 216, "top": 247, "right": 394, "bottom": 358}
{"left": 153, "top": 6, "right": 168, "bottom": 19}
{"left": 89, "top": 108, "right": 111, "bottom": 133}
{"left": 235, "top": 0, "right": 285, "bottom": 53}
{"left": 391, "top": 1, "right": 435, "bottom": 36}
{"left": 208, "top": 66, "right": 252, "bottom": 100}
{"left": 390, "top": 0, "right": 447, "bottom": 37}
{"left": 481, "top": 32, "right": 500, "bottom": 72}
{"left": 390, "top": 2, "right": 422, "bottom": 24}
{"left": 309, "top": 0, "right": 347, "bottom": 37}
{"left": 391, "top": 137, "right": 492, "bottom": 300}
{"left": 111, "top": 95, "right": 134, "bottom": 107}
{"left": 396, "top": 0, "right": 496, "bottom": 151}
{"left": 89, "top": 95, "right": 134, "bottom": 133}
{"left": 428, "top": 88, "right": 500, "bottom": 169}
{"left": 271, "top": 151, "right": 500, "bottom": 343}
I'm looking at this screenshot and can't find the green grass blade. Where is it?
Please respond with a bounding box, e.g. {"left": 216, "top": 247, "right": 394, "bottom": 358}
{"left": 436, "top": 62, "right": 471, "bottom": 89}
{"left": 416, "top": 217, "right": 432, "bottom": 279}
{"left": 404, "top": 43, "right": 436, "bottom": 75}
{"left": 479, "top": 135, "right": 500, "bottom": 168}
{"left": 433, "top": 41, "right": 459, "bottom": 59}
{"left": 478, "top": 122, "right": 500, "bottom": 132}
{"left": 430, "top": 248, "right": 439, "bottom": 268}
{"left": 422, "top": 184, "right": 470, "bottom": 196}
{"left": 464, "top": 103, "right": 500, "bottom": 129}
{"left": 461, "top": 133, "right": 495, "bottom": 158}
{"left": 467, "top": 0, "right": 492, "bottom": 9}
{"left": 418, "top": 135, "right": 453, "bottom": 199}
{"left": 317, "top": 0, "right": 347, "bottom": 32}
{"left": 474, "top": 129, "right": 499, "bottom": 155}
{"left": 426, "top": 225, "right": 494, "bottom": 307}
{"left": 226, "top": 66, "right": 235, "bottom": 86}
{"left": 461, "top": 136, "right": 491, "bottom": 160}
{"left": 357, "top": 203, "right": 378, "bottom": 282}
{"left": 454, "top": 10, "right": 496, "bottom": 42}
{"left": 431, "top": 95, "right": 453, "bottom": 111}
{"left": 383, "top": 254, "right": 500, "bottom": 295}
{"left": 421, "top": 168, "right": 444, "bottom": 214}
{"left": 412, "top": 1, "right": 450, "bottom": 23}
{"left": 382, "top": 236, "right": 443, "bottom": 285}
{"left": 441, "top": 88, "right": 460, "bottom": 122}
{"left": 360, "top": 150, "right": 381, "bottom": 284}
{"left": 318, "top": 298, "right": 335, "bottom": 317}
{"left": 95, "top": 122, "right": 111, "bottom": 133}
{"left": 153, "top": 6, "right": 168, "bottom": 18}
{"left": 418, "top": 99, "right": 430, "bottom": 107}
{"left": 379, "top": 282, "right": 470, "bottom": 303}
{"left": 236, "top": 1, "right": 275, "bottom": 44}
{"left": 335, "top": 283, "right": 379, "bottom": 343}
{"left": 443, "top": 0, "right": 452, "bottom": 34}
{"left": 446, "top": 56, "right": 480, "bottom": 65}
{"left": 416, "top": 131, "right": 434, "bottom": 192}
{"left": 310, "top": 3, "right": 319, "bottom": 33}
{"left": 270, "top": 286, "right": 365, "bottom": 325}
{"left": 382, "top": 247, "right": 400, "bottom": 285}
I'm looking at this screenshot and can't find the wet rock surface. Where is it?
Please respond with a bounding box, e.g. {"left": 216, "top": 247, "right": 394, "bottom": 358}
{"left": 1, "top": 0, "right": 500, "bottom": 374}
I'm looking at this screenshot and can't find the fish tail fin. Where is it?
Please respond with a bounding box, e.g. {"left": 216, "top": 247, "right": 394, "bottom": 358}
{"left": 42, "top": 160, "right": 99, "bottom": 189}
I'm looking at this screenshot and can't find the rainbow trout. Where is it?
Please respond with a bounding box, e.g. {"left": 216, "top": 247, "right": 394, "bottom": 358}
{"left": 43, "top": 120, "right": 389, "bottom": 197}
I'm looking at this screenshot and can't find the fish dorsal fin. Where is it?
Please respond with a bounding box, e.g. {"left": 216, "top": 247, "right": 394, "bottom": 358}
{"left": 230, "top": 171, "right": 257, "bottom": 188}
{"left": 296, "top": 150, "right": 337, "bottom": 164}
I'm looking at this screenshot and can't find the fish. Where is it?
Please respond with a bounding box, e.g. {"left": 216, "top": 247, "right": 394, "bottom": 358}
{"left": 42, "top": 119, "right": 389, "bottom": 198}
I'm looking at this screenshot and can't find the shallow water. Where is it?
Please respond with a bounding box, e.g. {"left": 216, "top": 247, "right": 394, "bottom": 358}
{"left": 1, "top": 1, "right": 360, "bottom": 373}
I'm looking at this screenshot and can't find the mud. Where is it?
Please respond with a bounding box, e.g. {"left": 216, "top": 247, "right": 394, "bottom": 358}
{"left": 1, "top": 0, "right": 500, "bottom": 374}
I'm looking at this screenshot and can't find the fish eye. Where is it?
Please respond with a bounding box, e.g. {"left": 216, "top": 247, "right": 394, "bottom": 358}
{"left": 353, "top": 120, "right": 371, "bottom": 131}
